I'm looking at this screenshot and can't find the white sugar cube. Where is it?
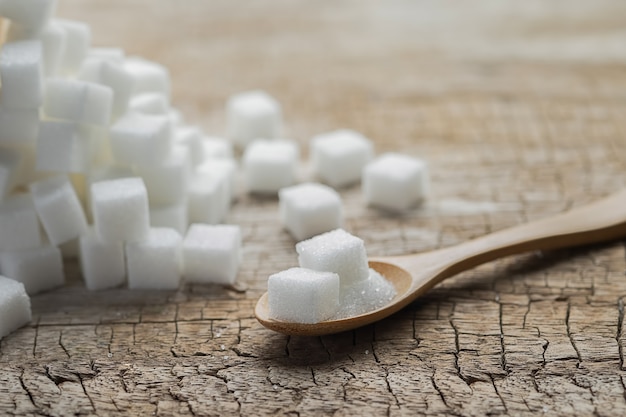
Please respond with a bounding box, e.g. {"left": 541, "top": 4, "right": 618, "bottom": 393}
{"left": 109, "top": 112, "right": 171, "bottom": 166}
{"left": 279, "top": 182, "right": 343, "bottom": 241}
{"left": 150, "top": 202, "right": 188, "bottom": 235}
{"left": 0, "top": 40, "right": 43, "bottom": 109}
{"left": 0, "top": 245, "right": 64, "bottom": 294}
{"left": 336, "top": 269, "right": 396, "bottom": 319}
{"left": 135, "top": 145, "right": 191, "bottom": 206}
{"left": 91, "top": 177, "right": 150, "bottom": 243}
{"left": 78, "top": 58, "right": 133, "bottom": 120}
{"left": 29, "top": 175, "right": 88, "bottom": 245}
{"left": 296, "top": 229, "right": 369, "bottom": 287}
{"left": 188, "top": 169, "right": 230, "bottom": 225}
{"left": 183, "top": 224, "right": 241, "bottom": 285}
{"left": 84, "top": 164, "right": 133, "bottom": 220}
{"left": 87, "top": 47, "right": 124, "bottom": 62}
{"left": 363, "top": 153, "right": 429, "bottom": 212}
{"left": 310, "top": 129, "right": 374, "bottom": 188}
{"left": 173, "top": 126, "right": 204, "bottom": 166}
{"left": 35, "top": 121, "right": 91, "bottom": 173}
{"left": 196, "top": 158, "right": 237, "bottom": 203}
{"left": 226, "top": 90, "right": 282, "bottom": 149}
{"left": 78, "top": 226, "right": 125, "bottom": 291}
{"left": 0, "top": 108, "right": 39, "bottom": 145}
{"left": 126, "top": 227, "right": 182, "bottom": 290}
{"left": 44, "top": 79, "right": 113, "bottom": 127}
{"left": 242, "top": 139, "right": 298, "bottom": 194}
{"left": 0, "top": 148, "right": 22, "bottom": 199}
{"left": 124, "top": 57, "right": 170, "bottom": 97}
{"left": 267, "top": 267, "right": 340, "bottom": 324}
{"left": 0, "top": 194, "right": 41, "bottom": 251}
{"left": 0, "top": 276, "right": 31, "bottom": 339}
{"left": 128, "top": 92, "right": 169, "bottom": 115}
{"left": 7, "top": 20, "right": 66, "bottom": 77}
{"left": 56, "top": 19, "right": 91, "bottom": 76}
{"left": 0, "top": 0, "right": 56, "bottom": 29}
{"left": 201, "top": 136, "right": 233, "bottom": 160}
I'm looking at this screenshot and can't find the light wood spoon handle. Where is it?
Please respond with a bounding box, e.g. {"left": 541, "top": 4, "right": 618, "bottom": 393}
{"left": 381, "top": 190, "right": 626, "bottom": 293}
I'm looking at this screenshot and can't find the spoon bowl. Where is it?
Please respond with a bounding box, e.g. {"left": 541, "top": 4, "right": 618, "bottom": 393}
{"left": 255, "top": 190, "right": 626, "bottom": 336}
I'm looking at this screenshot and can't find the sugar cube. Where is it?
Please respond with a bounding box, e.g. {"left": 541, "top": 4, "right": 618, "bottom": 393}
{"left": 310, "top": 129, "right": 374, "bottom": 188}
{"left": 7, "top": 20, "right": 67, "bottom": 77}
{"left": 135, "top": 145, "right": 191, "bottom": 206}
{"left": 78, "top": 226, "right": 125, "bottom": 290}
{"left": 29, "top": 175, "right": 87, "bottom": 245}
{"left": 0, "top": 276, "right": 31, "bottom": 339}
{"left": 56, "top": 19, "right": 91, "bottom": 76}
{"left": 363, "top": 153, "right": 429, "bottom": 212}
{"left": 335, "top": 269, "right": 396, "bottom": 319}
{"left": 90, "top": 177, "right": 150, "bottom": 243}
{"left": 128, "top": 92, "right": 169, "bottom": 115}
{"left": 196, "top": 157, "right": 237, "bottom": 203}
{"left": 0, "top": 0, "right": 56, "bottom": 30}
{"left": 267, "top": 267, "right": 340, "bottom": 323}
{"left": 0, "top": 194, "right": 41, "bottom": 251}
{"left": 109, "top": 112, "right": 171, "bottom": 166}
{"left": 0, "top": 108, "right": 39, "bottom": 144}
{"left": 242, "top": 139, "right": 299, "bottom": 194}
{"left": 0, "top": 40, "right": 43, "bottom": 109}
{"left": 0, "top": 147, "right": 22, "bottom": 199}
{"left": 43, "top": 79, "right": 113, "bottom": 127}
{"left": 173, "top": 126, "right": 204, "bottom": 166}
{"left": 150, "top": 202, "right": 188, "bottom": 235}
{"left": 182, "top": 224, "right": 241, "bottom": 285}
{"left": 126, "top": 227, "right": 182, "bottom": 290}
{"left": 279, "top": 182, "right": 343, "bottom": 241}
{"left": 78, "top": 58, "right": 133, "bottom": 120}
{"left": 201, "top": 136, "right": 233, "bottom": 160}
{"left": 226, "top": 90, "right": 282, "bottom": 149}
{"left": 187, "top": 169, "right": 230, "bottom": 225}
{"left": 296, "top": 229, "right": 369, "bottom": 287}
{"left": 123, "top": 57, "right": 170, "bottom": 97}
{"left": 35, "top": 120, "right": 91, "bottom": 173}
{"left": 0, "top": 245, "right": 64, "bottom": 294}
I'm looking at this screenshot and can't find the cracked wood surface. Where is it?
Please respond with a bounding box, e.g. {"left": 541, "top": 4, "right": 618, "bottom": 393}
{"left": 2, "top": 1, "right": 626, "bottom": 416}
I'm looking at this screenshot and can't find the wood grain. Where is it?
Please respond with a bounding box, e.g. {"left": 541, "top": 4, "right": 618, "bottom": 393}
{"left": 2, "top": 1, "right": 626, "bottom": 415}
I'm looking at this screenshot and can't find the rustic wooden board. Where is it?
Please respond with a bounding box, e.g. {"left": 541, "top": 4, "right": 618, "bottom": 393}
{"left": 2, "top": 1, "right": 626, "bottom": 415}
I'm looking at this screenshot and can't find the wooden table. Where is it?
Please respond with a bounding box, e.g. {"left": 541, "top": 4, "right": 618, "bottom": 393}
{"left": 2, "top": 1, "right": 626, "bottom": 415}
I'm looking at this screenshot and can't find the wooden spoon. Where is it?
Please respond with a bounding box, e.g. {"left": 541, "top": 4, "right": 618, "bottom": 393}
{"left": 255, "top": 190, "right": 626, "bottom": 336}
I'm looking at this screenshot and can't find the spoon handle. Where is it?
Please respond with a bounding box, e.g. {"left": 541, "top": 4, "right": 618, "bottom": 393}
{"left": 397, "top": 190, "right": 626, "bottom": 290}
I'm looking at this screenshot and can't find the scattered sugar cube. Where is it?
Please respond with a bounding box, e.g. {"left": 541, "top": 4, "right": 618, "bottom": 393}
{"left": 85, "top": 165, "right": 133, "bottom": 220}
{"left": 173, "top": 126, "right": 204, "bottom": 166}
{"left": 296, "top": 229, "right": 369, "bottom": 287}
{"left": 310, "top": 129, "right": 374, "bottom": 188}
{"left": 0, "top": 0, "right": 56, "bottom": 29}
{"left": 0, "top": 276, "right": 31, "bottom": 339}
{"left": 279, "top": 182, "right": 343, "bottom": 241}
{"left": 187, "top": 169, "right": 230, "bottom": 225}
{"left": 109, "top": 112, "right": 171, "bottom": 166}
{"left": 150, "top": 202, "right": 188, "bottom": 235}
{"left": 183, "top": 224, "right": 241, "bottom": 285}
{"left": 0, "top": 194, "right": 41, "bottom": 251}
{"left": 128, "top": 92, "right": 169, "bottom": 115}
{"left": 29, "top": 175, "right": 88, "bottom": 245}
{"left": 78, "top": 58, "right": 133, "bottom": 120}
{"left": 242, "top": 139, "right": 299, "bottom": 194}
{"left": 0, "top": 40, "right": 43, "bottom": 109}
{"left": 123, "top": 57, "right": 170, "bottom": 97}
{"left": 196, "top": 157, "right": 238, "bottom": 203}
{"left": 267, "top": 267, "right": 340, "bottom": 324}
{"left": 363, "top": 153, "right": 429, "bottom": 212}
{"left": 90, "top": 177, "right": 150, "bottom": 243}
{"left": 0, "top": 245, "right": 64, "bottom": 294}
{"left": 201, "top": 136, "right": 234, "bottom": 160}
{"left": 0, "top": 147, "right": 22, "bottom": 199}
{"left": 35, "top": 120, "right": 91, "bottom": 173}
{"left": 0, "top": 108, "right": 39, "bottom": 145}
{"left": 135, "top": 145, "right": 191, "bottom": 206}
{"left": 7, "top": 20, "right": 67, "bottom": 77}
{"left": 43, "top": 79, "right": 113, "bottom": 127}
{"left": 56, "top": 19, "right": 91, "bottom": 76}
{"left": 226, "top": 90, "right": 282, "bottom": 149}
{"left": 78, "top": 226, "right": 125, "bottom": 290}
{"left": 126, "top": 227, "right": 182, "bottom": 290}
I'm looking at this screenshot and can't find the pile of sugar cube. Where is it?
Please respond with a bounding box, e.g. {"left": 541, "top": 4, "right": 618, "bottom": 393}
{"left": 267, "top": 229, "right": 396, "bottom": 323}
{"left": 0, "top": 0, "right": 430, "bottom": 338}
